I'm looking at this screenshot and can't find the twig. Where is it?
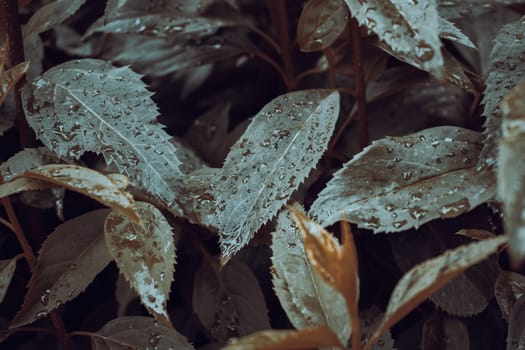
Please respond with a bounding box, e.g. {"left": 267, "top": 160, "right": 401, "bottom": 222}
{"left": 246, "top": 24, "right": 282, "bottom": 55}
{"left": 350, "top": 18, "right": 369, "bottom": 150}
{"left": 267, "top": 0, "right": 296, "bottom": 90}
{"left": 324, "top": 48, "right": 338, "bottom": 89}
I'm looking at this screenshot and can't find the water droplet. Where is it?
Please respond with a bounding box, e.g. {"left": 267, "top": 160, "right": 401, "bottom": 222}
{"left": 40, "top": 290, "right": 51, "bottom": 305}
{"left": 393, "top": 220, "right": 407, "bottom": 229}
{"left": 69, "top": 264, "right": 78, "bottom": 270}
{"left": 439, "top": 198, "right": 470, "bottom": 218}
{"left": 35, "top": 311, "right": 47, "bottom": 319}
{"left": 149, "top": 331, "right": 161, "bottom": 346}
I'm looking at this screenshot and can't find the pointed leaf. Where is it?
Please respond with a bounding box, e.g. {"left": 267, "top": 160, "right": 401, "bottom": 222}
{"left": 507, "top": 295, "right": 525, "bottom": 350}
{"left": 480, "top": 17, "right": 525, "bottom": 168}
{"left": 438, "top": 18, "right": 476, "bottom": 49}
{"left": 0, "top": 61, "right": 29, "bottom": 107}
{"left": 290, "top": 207, "right": 359, "bottom": 347}
{"left": 20, "top": 164, "right": 139, "bottom": 223}
{"left": 344, "top": 0, "right": 444, "bottom": 77}
{"left": 362, "top": 235, "right": 507, "bottom": 350}
{"left": 192, "top": 258, "right": 270, "bottom": 342}
{"left": 499, "top": 79, "right": 525, "bottom": 260}
{"left": 297, "top": 0, "right": 348, "bottom": 52}
{"left": 104, "top": 201, "right": 176, "bottom": 325}
{"left": 216, "top": 89, "right": 340, "bottom": 263}
{"left": 10, "top": 209, "right": 112, "bottom": 328}
{"left": 310, "top": 126, "right": 495, "bottom": 232}
{"left": 271, "top": 205, "right": 350, "bottom": 345}
{"left": 495, "top": 270, "right": 525, "bottom": 321}
{"left": 91, "top": 316, "right": 194, "bottom": 350}
{"left": 0, "top": 259, "right": 16, "bottom": 304}
{"left": 22, "top": 58, "right": 186, "bottom": 213}
{"left": 23, "top": 0, "right": 87, "bottom": 38}
{"left": 221, "top": 326, "right": 344, "bottom": 350}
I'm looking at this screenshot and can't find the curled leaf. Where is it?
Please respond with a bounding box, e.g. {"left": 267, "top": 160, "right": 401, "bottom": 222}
{"left": 363, "top": 235, "right": 507, "bottom": 350}
{"left": 104, "top": 201, "right": 176, "bottom": 325}
{"left": 216, "top": 89, "right": 340, "bottom": 264}
{"left": 271, "top": 205, "right": 350, "bottom": 345}
{"left": 10, "top": 209, "right": 112, "bottom": 328}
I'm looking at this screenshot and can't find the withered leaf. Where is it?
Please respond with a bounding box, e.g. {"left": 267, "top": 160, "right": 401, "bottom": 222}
{"left": 499, "top": 79, "right": 525, "bottom": 260}
{"left": 480, "top": 16, "right": 525, "bottom": 168}
{"left": 0, "top": 61, "right": 29, "bottom": 107}
{"left": 23, "top": 0, "right": 87, "bottom": 38}
{"left": 289, "top": 207, "right": 359, "bottom": 345}
{"left": 297, "top": 0, "right": 348, "bottom": 52}
{"left": 10, "top": 209, "right": 112, "bottom": 328}
{"left": 271, "top": 206, "right": 350, "bottom": 345}
{"left": 216, "top": 89, "right": 340, "bottom": 264}
{"left": 221, "top": 326, "right": 345, "bottom": 350}
{"left": 311, "top": 127, "right": 495, "bottom": 232}
{"left": 0, "top": 259, "right": 16, "bottom": 304}
{"left": 91, "top": 316, "right": 194, "bottom": 350}
{"left": 192, "top": 258, "right": 270, "bottom": 342}
{"left": 494, "top": 270, "right": 525, "bottom": 321}
{"left": 22, "top": 58, "right": 187, "bottom": 214}
{"left": 363, "top": 235, "right": 507, "bottom": 350}
{"left": 104, "top": 201, "right": 176, "bottom": 325}
{"left": 345, "top": 0, "right": 444, "bottom": 77}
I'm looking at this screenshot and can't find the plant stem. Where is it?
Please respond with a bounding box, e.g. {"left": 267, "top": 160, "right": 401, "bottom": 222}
{"left": 1, "top": 199, "right": 71, "bottom": 350}
{"left": 251, "top": 49, "right": 289, "bottom": 88}
{"left": 324, "top": 48, "right": 338, "bottom": 89}
{"left": 350, "top": 18, "right": 368, "bottom": 150}
{"left": 0, "top": 0, "right": 35, "bottom": 148}
{"left": 267, "top": 0, "right": 296, "bottom": 90}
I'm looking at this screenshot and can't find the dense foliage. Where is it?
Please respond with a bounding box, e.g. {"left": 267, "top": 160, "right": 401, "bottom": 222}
{"left": 0, "top": 0, "right": 525, "bottom": 349}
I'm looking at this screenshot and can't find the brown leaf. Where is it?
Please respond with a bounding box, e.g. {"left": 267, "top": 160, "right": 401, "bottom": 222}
{"left": 91, "top": 316, "right": 194, "bottom": 350}
{"left": 0, "top": 258, "right": 16, "bottom": 304}
{"left": 0, "top": 61, "right": 29, "bottom": 107}
{"left": 221, "top": 326, "right": 345, "bottom": 350}
{"left": 193, "top": 258, "right": 270, "bottom": 342}
{"left": 507, "top": 295, "right": 525, "bottom": 349}
{"left": 104, "top": 202, "right": 176, "bottom": 326}
{"left": 290, "top": 207, "right": 359, "bottom": 347}
{"left": 297, "top": 0, "right": 348, "bottom": 52}
{"left": 494, "top": 270, "right": 525, "bottom": 321}
{"left": 10, "top": 209, "right": 112, "bottom": 328}
{"left": 363, "top": 235, "right": 507, "bottom": 350}
{"left": 21, "top": 164, "right": 140, "bottom": 223}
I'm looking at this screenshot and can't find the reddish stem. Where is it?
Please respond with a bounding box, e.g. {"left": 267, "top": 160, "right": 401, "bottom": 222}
{"left": 350, "top": 18, "right": 369, "bottom": 150}
{"left": 324, "top": 48, "right": 338, "bottom": 89}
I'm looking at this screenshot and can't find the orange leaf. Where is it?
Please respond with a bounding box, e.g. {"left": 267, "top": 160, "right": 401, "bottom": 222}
{"left": 221, "top": 326, "right": 344, "bottom": 350}
{"left": 290, "top": 207, "right": 360, "bottom": 349}
{"left": 363, "top": 235, "right": 508, "bottom": 350}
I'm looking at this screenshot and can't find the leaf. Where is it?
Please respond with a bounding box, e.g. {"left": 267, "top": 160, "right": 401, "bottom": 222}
{"left": 221, "top": 326, "right": 345, "bottom": 350}
{"left": 499, "top": 79, "right": 525, "bottom": 260}
{"left": 390, "top": 229, "right": 499, "bottom": 316}
{"left": 362, "top": 235, "right": 507, "bottom": 350}
{"left": 421, "top": 313, "right": 470, "bottom": 350}
{"left": 359, "top": 307, "right": 396, "bottom": 350}
{"left": 310, "top": 126, "right": 495, "bottom": 232}
{"left": 0, "top": 259, "right": 16, "bottom": 304}
{"left": 480, "top": 17, "right": 525, "bottom": 168}
{"left": 22, "top": 58, "right": 187, "bottom": 213}
{"left": 437, "top": 0, "right": 525, "bottom": 20}
{"left": 344, "top": 0, "right": 444, "bottom": 77}
{"left": 0, "top": 178, "right": 51, "bottom": 198}
{"left": 297, "top": 0, "right": 348, "bottom": 52}
{"left": 0, "top": 148, "right": 62, "bottom": 182}
{"left": 271, "top": 206, "right": 350, "bottom": 345}
{"left": 10, "top": 209, "right": 112, "bottom": 328}
{"left": 494, "top": 270, "right": 525, "bottom": 321}
{"left": 22, "top": 0, "right": 87, "bottom": 38}
{"left": 192, "top": 258, "right": 270, "bottom": 342}
{"left": 19, "top": 164, "right": 140, "bottom": 223}
{"left": 91, "top": 316, "right": 194, "bottom": 350}
{"left": 0, "top": 61, "right": 29, "bottom": 107}
{"left": 215, "top": 89, "right": 340, "bottom": 264}
{"left": 438, "top": 18, "right": 476, "bottom": 49}
{"left": 115, "top": 273, "right": 138, "bottom": 317}
{"left": 508, "top": 296, "right": 525, "bottom": 349}
{"left": 104, "top": 201, "right": 176, "bottom": 325}
{"left": 290, "top": 207, "right": 360, "bottom": 348}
